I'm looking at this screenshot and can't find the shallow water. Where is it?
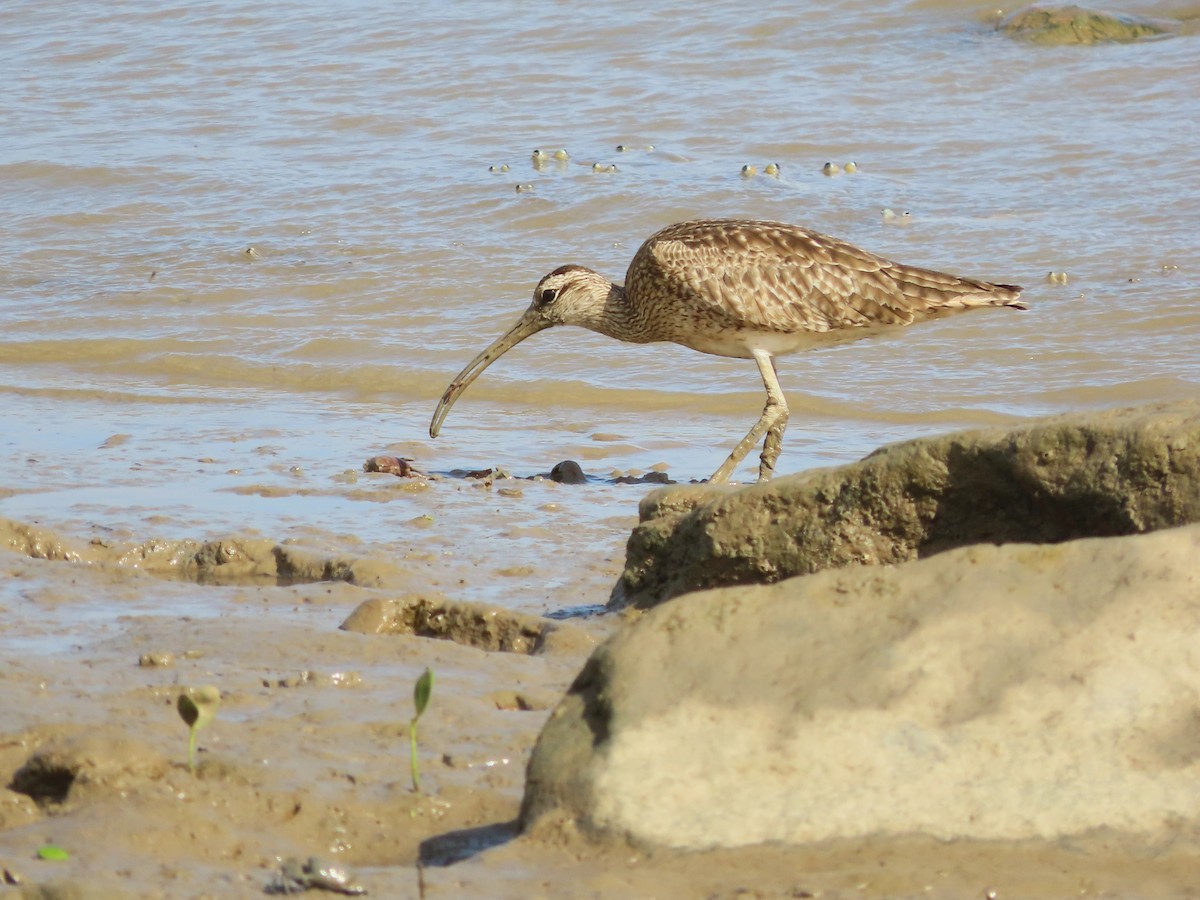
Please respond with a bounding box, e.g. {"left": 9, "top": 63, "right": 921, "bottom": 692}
{"left": 2, "top": 0, "right": 1199, "bottom": 619}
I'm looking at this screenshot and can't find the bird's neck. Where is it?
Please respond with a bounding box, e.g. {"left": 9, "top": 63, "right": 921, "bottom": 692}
{"left": 585, "top": 281, "right": 651, "bottom": 344}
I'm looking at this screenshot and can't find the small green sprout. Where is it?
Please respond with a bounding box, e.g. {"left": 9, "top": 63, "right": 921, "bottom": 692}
{"left": 177, "top": 685, "right": 221, "bottom": 774}
{"left": 37, "top": 844, "right": 69, "bottom": 861}
{"left": 409, "top": 668, "right": 434, "bottom": 793}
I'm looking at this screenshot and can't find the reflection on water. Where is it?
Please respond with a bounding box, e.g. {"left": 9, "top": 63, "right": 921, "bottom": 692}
{"left": 1, "top": 0, "right": 1198, "bottom": 604}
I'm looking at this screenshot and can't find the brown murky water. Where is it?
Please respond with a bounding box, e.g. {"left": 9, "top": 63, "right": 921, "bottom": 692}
{"left": 2, "top": 0, "right": 1199, "bottom": 895}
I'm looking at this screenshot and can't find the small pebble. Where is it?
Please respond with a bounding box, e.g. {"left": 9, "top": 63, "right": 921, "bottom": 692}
{"left": 363, "top": 456, "right": 420, "bottom": 477}
{"left": 268, "top": 670, "right": 363, "bottom": 689}
{"left": 138, "top": 651, "right": 175, "bottom": 668}
{"left": 612, "top": 471, "right": 671, "bottom": 485}
{"left": 461, "top": 466, "right": 510, "bottom": 480}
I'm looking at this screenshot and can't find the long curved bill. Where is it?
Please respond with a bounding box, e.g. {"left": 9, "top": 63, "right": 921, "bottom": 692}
{"left": 429, "top": 310, "right": 552, "bottom": 438}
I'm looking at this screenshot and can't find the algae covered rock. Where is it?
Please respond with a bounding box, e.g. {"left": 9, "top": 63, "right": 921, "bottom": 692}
{"left": 998, "top": 4, "right": 1178, "bottom": 43}
{"left": 614, "top": 401, "right": 1200, "bottom": 609}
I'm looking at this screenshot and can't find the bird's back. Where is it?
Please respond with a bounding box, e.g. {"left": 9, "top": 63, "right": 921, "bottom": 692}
{"left": 623, "top": 219, "right": 1024, "bottom": 357}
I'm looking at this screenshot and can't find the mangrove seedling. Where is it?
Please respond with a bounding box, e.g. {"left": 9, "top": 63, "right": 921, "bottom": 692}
{"left": 36, "top": 844, "right": 69, "bottom": 861}
{"left": 177, "top": 685, "right": 221, "bottom": 774}
{"left": 409, "top": 668, "right": 434, "bottom": 792}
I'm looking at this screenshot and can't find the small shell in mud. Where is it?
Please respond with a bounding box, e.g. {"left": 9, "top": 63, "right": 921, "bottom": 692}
{"left": 267, "top": 856, "right": 367, "bottom": 895}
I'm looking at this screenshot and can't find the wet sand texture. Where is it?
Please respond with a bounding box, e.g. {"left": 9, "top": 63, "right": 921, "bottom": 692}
{"left": 5, "top": 403, "right": 1200, "bottom": 897}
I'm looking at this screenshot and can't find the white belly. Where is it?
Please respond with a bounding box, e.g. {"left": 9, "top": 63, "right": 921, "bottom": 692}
{"left": 673, "top": 326, "right": 874, "bottom": 359}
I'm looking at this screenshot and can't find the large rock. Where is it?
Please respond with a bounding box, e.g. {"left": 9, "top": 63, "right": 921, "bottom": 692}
{"left": 615, "top": 401, "right": 1200, "bottom": 609}
{"left": 522, "top": 524, "right": 1200, "bottom": 851}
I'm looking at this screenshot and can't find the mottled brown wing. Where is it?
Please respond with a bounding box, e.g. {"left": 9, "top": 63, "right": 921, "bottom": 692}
{"left": 627, "top": 220, "right": 1019, "bottom": 337}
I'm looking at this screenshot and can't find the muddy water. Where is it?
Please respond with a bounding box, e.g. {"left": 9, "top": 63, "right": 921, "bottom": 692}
{"left": 4, "top": 0, "right": 1197, "bottom": 581}
{"left": 1, "top": 0, "right": 1199, "bottom": 894}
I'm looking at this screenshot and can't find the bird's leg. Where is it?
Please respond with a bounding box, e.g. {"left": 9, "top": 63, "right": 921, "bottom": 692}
{"left": 758, "top": 358, "right": 789, "bottom": 482}
{"left": 708, "top": 350, "right": 788, "bottom": 484}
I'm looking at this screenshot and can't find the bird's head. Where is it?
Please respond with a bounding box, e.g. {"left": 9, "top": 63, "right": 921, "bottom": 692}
{"left": 428, "top": 265, "right": 613, "bottom": 438}
{"left": 527, "top": 265, "right": 614, "bottom": 329}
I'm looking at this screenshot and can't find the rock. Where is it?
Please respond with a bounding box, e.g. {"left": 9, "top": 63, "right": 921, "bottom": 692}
{"left": 615, "top": 401, "right": 1200, "bottom": 609}
{"left": 549, "top": 460, "right": 587, "bottom": 484}
{"left": 522, "top": 524, "right": 1200, "bottom": 851}
{"left": 363, "top": 455, "right": 422, "bottom": 477}
{"left": 340, "top": 593, "right": 570, "bottom": 654}
{"left": 997, "top": 4, "right": 1179, "bottom": 44}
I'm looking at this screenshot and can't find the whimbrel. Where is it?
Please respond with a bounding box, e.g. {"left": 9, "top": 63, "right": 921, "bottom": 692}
{"left": 429, "top": 219, "right": 1025, "bottom": 483}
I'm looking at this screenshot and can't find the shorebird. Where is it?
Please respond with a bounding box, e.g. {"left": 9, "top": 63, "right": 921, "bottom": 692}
{"left": 429, "top": 219, "right": 1025, "bottom": 483}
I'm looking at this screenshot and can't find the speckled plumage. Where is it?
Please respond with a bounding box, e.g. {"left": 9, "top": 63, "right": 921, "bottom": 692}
{"left": 430, "top": 219, "right": 1025, "bottom": 483}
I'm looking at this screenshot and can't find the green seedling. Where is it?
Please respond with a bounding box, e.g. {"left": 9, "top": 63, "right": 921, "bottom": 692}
{"left": 36, "top": 844, "right": 69, "bottom": 861}
{"left": 409, "top": 668, "right": 434, "bottom": 793}
{"left": 177, "top": 685, "right": 221, "bottom": 774}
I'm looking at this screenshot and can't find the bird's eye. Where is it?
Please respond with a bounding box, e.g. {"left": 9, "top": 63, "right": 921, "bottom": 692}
{"left": 540, "top": 288, "right": 557, "bottom": 305}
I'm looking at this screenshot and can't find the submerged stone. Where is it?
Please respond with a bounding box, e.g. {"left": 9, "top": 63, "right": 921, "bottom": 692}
{"left": 998, "top": 4, "right": 1179, "bottom": 43}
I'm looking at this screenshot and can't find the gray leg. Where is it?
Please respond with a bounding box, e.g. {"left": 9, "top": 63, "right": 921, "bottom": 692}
{"left": 709, "top": 350, "right": 789, "bottom": 484}
{"left": 758, "top": 358, "right": 789, "bottom": 482}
